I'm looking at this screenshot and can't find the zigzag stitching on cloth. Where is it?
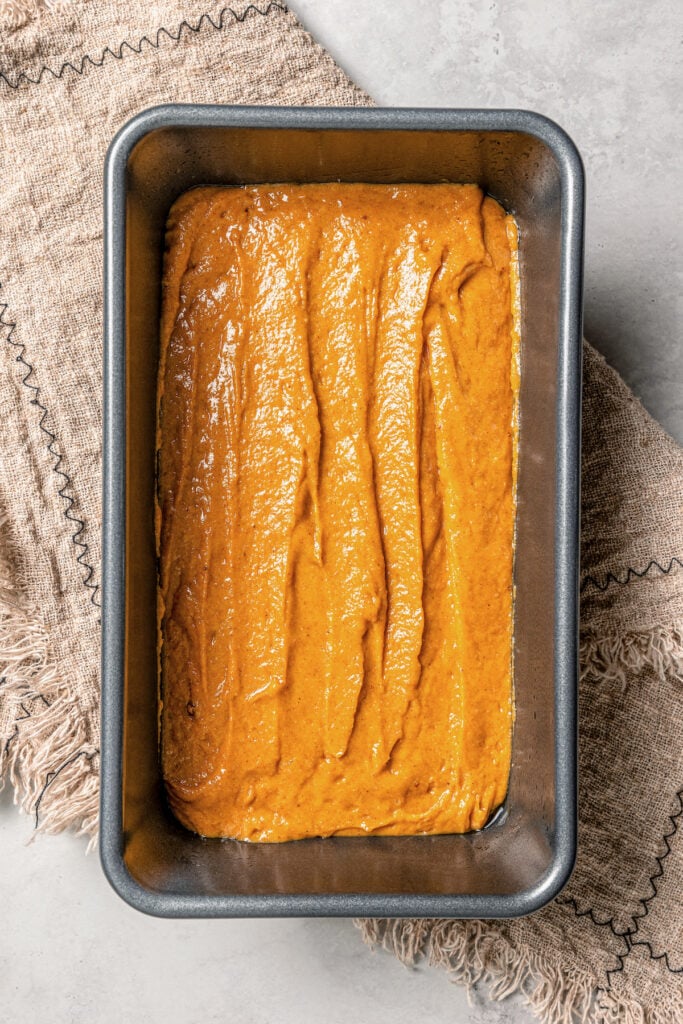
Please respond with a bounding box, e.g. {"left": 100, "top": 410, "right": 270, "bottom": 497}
{"left": 628, "top": 940, "right": 683, "bottom": 975}
{"left": 556, "top": 895, "right": 625, "bottom": 935}
{"left": 581, "top": 556, "right": 683, "bottom": 594}
{"left": 604, "top": 948, "right": 631, "bottom": 991}
{"left": 556, "top": 895, "right": 630, "bottom": 989}
{"left": 558, "top": 788, "right": 683, "bottom": 984}
{"left": 625, "top": 787, "right": 683, "bottom": 973}
{"left": 0, "top": 296, "right": 100, "bottom": 606}
{"left": 0, "top": 2, "right": 288, "bottom": 89}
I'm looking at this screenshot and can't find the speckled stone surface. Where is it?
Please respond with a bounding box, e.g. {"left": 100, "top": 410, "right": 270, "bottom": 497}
{"left": 1, "top": 3, "right": 680, "bottom": 1022}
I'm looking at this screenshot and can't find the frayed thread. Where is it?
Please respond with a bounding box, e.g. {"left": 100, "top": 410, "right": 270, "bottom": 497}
{"left": 0, "top": 0, "right": 36, "bottom": 33}
{"left": 358, "top": 917, "right": 434, "bottom": 964}
{"left": 580, "top": 627, "right": 683, "bottom": 689}
{"left": 0, "top": 0, "right": 78, "bottom": 34}
{"left": 356, "top": 919, "right": 596, "bottom": 1024}
{"left": 594, "top": 988, "right": 683, "bottom": 1024}
{"left": 0, "top": 516, "right": 98, "bottom": 848}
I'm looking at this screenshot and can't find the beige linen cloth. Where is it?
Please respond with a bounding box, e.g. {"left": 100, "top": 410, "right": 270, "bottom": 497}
{"left": 0, "top": 3, "right": 681, "bottom": 1022}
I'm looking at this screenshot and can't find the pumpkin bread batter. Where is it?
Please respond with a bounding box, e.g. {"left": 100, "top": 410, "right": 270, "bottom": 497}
{"left": 157, "top": 183, "right": 519, "bottom": 842}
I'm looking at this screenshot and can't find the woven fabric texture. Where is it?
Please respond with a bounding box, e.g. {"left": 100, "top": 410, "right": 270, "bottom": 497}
{"left": 0, "top": 4, "right": 681, "bottom": 1022}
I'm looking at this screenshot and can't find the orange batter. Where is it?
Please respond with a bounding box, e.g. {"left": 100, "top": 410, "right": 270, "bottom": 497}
{"left": 157, "top": 183, "right": 519, "bottom": 842}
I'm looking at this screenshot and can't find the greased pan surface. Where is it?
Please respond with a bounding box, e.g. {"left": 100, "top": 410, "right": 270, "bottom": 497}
{"left": 101, "top": 106, "right": 583, "bottom": 918}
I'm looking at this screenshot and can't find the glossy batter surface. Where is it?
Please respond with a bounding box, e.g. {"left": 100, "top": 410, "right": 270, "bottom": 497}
{"left": 158, "top": 183, "right": 518, "bottom": 841}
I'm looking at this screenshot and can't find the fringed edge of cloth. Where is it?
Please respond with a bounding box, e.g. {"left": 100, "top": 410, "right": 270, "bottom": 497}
{"left": 0, "top": 532, "right": 98, "bottom": 849}
{"left": 580, "top": 627, "right": 683, "bottom": 688}
{"left": 355, "top": 917, "right": 683, "bottom": 1024}
{"left": 355, "top": 920, "right": 596, "bottom": 1024}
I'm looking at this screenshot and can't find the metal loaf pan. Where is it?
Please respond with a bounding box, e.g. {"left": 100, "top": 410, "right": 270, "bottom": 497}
{"left": 102, "top": 106, "right": 583, "bottom": 918}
